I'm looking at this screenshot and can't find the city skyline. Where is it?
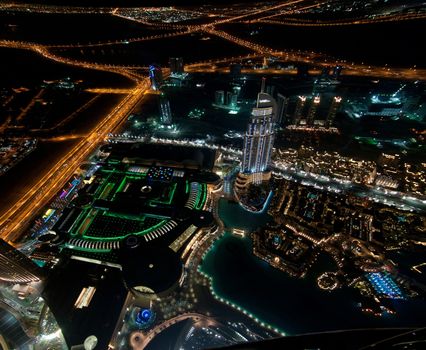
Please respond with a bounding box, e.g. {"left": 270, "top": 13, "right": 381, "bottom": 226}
{"left": 0, "top": 1, "right": 425, "bottom": 349}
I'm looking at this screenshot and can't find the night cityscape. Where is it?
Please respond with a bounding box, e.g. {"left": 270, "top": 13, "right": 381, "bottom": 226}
{"left": 0, "top": 0, "right": 425, "bottom": 349}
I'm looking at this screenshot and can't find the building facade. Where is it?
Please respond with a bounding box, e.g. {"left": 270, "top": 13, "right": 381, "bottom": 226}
{"left": 0, "top": 239, "right": 44, "bottom": 284}
{"left": 169, "top": 57, "right": 184, "bottom": 74}
{"left": 149, "top": 64, "right": 163, "bottom": 91}
{"left": 159, "top": 94, "right": 172, "bottom": 125}
{"left": 241, "top": 91, "right": 276, "bottom": 174}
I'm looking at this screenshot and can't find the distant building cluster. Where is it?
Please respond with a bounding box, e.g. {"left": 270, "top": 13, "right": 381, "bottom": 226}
{"left": 251, "top": 175, "right": 424, "bottom": 314}
{"left": 291, "top": 94, "right": 342, "bottom": 128}
{"left": 116, "top": 7, "right": 204, "bottom": 23}
{"left": 0, "top": 138, "right": 37, "bottom": 175}
{"left": 275, "top": 146, "right": 376, "bottom": 185}
{"left": 376, "top": 153, "right": 426, "bottom": 196}
{"left": 214, "top": 87, "right": 240, "bottom": 111}
{"left": 344, "top": 82, "right": 426, "bottom": 121}
{"left": 274, "top": 147, "right": 426, "bottom": 196}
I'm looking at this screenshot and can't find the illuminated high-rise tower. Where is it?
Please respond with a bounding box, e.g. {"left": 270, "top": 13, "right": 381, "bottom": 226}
{"left": 332, "top": 65, "right": 343, "bottom": 79}
{"left": 215, "top": 90, "right": 225, "bottom": 106}
{"left": 149, "top": 64, "right": 163, "bottom": 91}
{"left": 241, "top": 90, "right": 276, "bottom": 174}
{"left": 0, "top": 239, "right": 44, "bottom": 284}
{"left": 307, "top": 95, "right": 321, "bottom": 125}
{"left": 276, "top": 93, "right": 289, "bottom": 124}
{"left": 229, "top": 63, "right": 242, "bottom": 78}
{"left": 293, "top": 95, "right": 306, "bottom": 125}
{"left": 326, "top": 96, "right": 342, "bottom": 127}
{"left": 159, "top": 94, "right": 172, "bottom": 125}
{"left": 169, "top": 57, "right": 184, "bottom": 74}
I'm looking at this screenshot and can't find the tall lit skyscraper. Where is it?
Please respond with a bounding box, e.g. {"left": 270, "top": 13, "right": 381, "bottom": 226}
{"left": 229, "top": 63, "right": 241, "bottom": 78}
{"left": 241, "top": 90, "right": 276, "bottom": 174}
{"left": 307, "top": 95, "right": 321, "bottom": 125}
{"left": 159, "top": 94, "right": 172, "bottom": 125}
{"left": 226, "top": 91, "right": 233, "bottom": 106}
{"left": 228, "top": 93, "right": 238, "bottom": 108}
{"left": 215, "top": 90, "right": 225, "bottom": 106}
{"left": 149, "top": 64, "right": 163, "bottom": 91}
{"left": 169, "top": 57, "right": 184, "bottom": 74}
{"left": 276, "top": 93, "right": 289, "bottom": 124}
{"left": 266, "top": 85, "right": 275, "bottom": 96}
{"left": 293, "top": 95, "right": 307, "bottom": 125}
{"left": 332, "top": 65, "right": 343, "bottom": 79}
{"left": 326, "top": 96, "right": 342, "bottom": 127}
{"left": 0, "top": 239, "right": 44, "bottom": 283}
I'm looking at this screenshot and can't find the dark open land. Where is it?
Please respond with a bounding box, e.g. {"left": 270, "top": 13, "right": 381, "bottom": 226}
{"left": 52, "top": 33, "right": 253, "bottom": 67}
{"left": 0, "top": 48, "right": 130, "bottom": 216}
{"left": 0, "top": 48, "right": 133, "bottom": 88}
{"left": 0, "top": 12, "right": 176, "bottom": 44}
{"left": 219, "top": 20, "right": 426, "bottom": 68}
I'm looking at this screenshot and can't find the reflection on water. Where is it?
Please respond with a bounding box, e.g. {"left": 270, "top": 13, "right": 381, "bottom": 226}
{"left": 200, "top": 200, "right": 426, "bottom": 335}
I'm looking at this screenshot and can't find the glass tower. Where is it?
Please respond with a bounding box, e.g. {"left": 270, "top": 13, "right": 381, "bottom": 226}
{"left": 159, "top": 94, "right": 172, "bottom": 125}
{"left": 149, "top": 64, "right": 163, "bottom": 91}
{"left": 242, "top": 91, "right": 276, "bottom": 174}
{"left": 0, "top": 239, "right": 43, "bottom": 283}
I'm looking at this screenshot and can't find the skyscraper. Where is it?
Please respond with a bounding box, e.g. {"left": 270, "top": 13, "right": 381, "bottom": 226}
{"left": 228, "top": 93, "right": 238, "bottom": 108}
{"left": 159, "top": 94, "right": 172, "bottom": 125}
{"left": 293, "top": 96, "right": 307, "bottom": 125}
{"left": 276, "top": 93, "right": 289, "bottom": 125}
{"left": 307, "top": 95, "right": 321, "bottom": 125}
{"left": 149, "top": 64, "right": 163, "bottom": 91}
{"left": 169, "top": 57, "right": 184, "bottom": 74}
{"left": 0, "top": 239, "right": 44, "bottom": 284}
{"left": 214, "top": 90, "right": 225, "bottom": 106}
{"left": 266, "top": 85, "right": 275, "bottom": 96}
{"left": 332, "top": 65, "right": 343, "bottom": 79}
{"left": 241, "top": 90, "right": 276, "bottom": 174}
{"left": 226, "top": 91, "right": 233, "bottom": 106}
{"left": 326, "top": 96, "right": 342, "bottom": 127}
{"left": 229, "top": 63, "right": 242, "bottom": 78}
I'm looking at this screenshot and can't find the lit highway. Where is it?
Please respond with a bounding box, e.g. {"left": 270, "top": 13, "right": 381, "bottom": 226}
{"left": 253, "top": 12, "right": 426, "bottom": 26}
{"left": 0, "top": 2, "right": 425, "bottom": 350}
{"left": 246, "top": 0, "right": 329, "bottom": 23}
{"left": 44, "top": 29, "right": 194, "bottom": 49}
{"left": 1, "top": 0, "right": 424, "bottom": 82}
{"left": 0, "top": 1, "right": 424, "bottom": 243}
{"left": 0, "top": 81, "right": 150, "bottom": 242}
{"left": 197, "top": 27, "right": 426, "bottom": 80}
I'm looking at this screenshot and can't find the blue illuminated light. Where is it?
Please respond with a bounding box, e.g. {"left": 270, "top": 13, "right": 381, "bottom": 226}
{"left": 366, "top": 272, "right": 404, "bottom": 299}
{"left": 136, "top": 308, "right": 153, "bottom": 325}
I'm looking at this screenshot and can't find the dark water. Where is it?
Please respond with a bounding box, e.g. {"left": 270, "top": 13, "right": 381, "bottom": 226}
{"left": 217, "top": 199, "right": 272, "bottom": 231}
{"left": 200, "top": 200, "right": 426, "bottom": 335}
